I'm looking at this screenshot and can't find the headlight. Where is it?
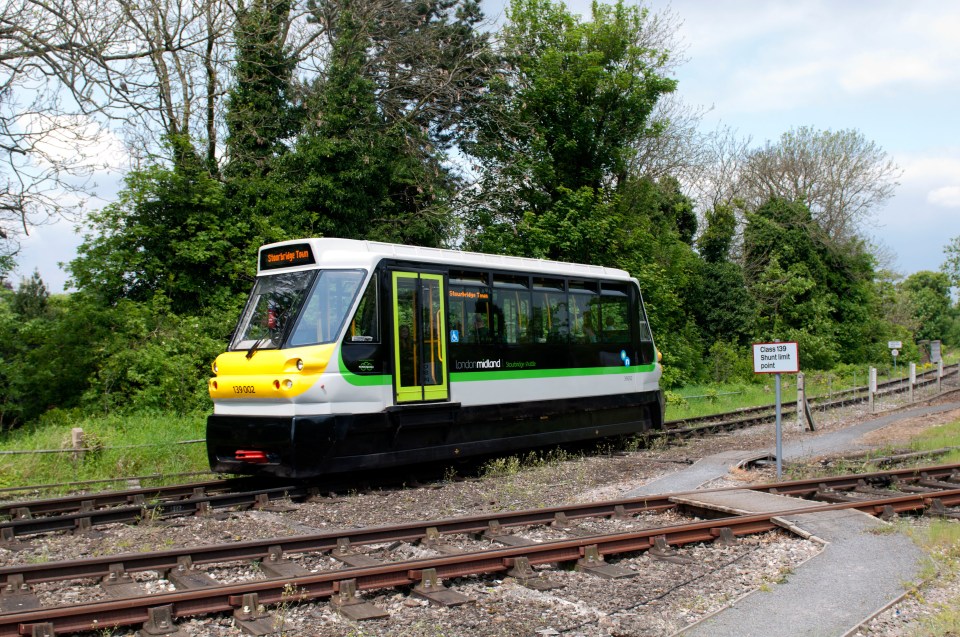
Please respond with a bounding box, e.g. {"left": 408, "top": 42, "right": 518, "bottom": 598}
{"left": 296, "top": 359, "right": 304, "bottom": 371}
{"left": 212, "top": 361, "right": 219, "bottom": 374}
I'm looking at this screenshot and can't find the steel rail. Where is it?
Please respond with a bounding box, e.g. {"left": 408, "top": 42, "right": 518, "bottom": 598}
{"left": 664, "top": 367, "right": 960, "bottom": 437}
{"left": 0, "top": 479, "right": 244, "bottom": 519}
{"left": 2, "top": 464, "right": 958, "bottom": 589}
{"left": 665, "top": 363, "right": 958, "bottom": 430}
{"left": 3, "top": 487, "right": 960, "bottom": 637}
{"left": 0, "top": 485, "right": 313, "bottom": 540}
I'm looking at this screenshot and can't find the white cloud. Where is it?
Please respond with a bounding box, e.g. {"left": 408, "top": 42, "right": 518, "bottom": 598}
{"left": 15, "top": 112, "right": 128, "bottom": 173}
{"left": 654, "top": 0, "right": 960, "bottom": 114}
{"left": 839, "top": 53, "right": 948, "bottom": 94}
{"left": 899, "top": 152, "right": 960, "bottom": 186}
{"left": 928, "top": 187, "right": 960, "bottom": 208}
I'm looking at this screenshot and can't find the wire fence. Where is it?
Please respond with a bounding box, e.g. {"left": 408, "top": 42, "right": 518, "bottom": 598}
{"left": 0, "top": 439, "right": 205, "bottom": 456}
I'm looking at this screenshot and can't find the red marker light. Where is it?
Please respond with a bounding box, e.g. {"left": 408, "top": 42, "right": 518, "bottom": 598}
{"left": 235, "top": 450, "right": 269, "bottom": 463}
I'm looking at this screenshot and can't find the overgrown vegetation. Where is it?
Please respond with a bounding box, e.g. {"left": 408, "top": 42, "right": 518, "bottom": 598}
{"left": 0, "top": 412, "right": 208, "bottom": 489}
{"left": 896, "top": 520, "right": 960, "bottom": 636}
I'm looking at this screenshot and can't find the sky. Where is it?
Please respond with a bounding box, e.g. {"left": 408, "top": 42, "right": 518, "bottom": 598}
{"left": 13, "top": 0, "right": 960, "bottom": 291}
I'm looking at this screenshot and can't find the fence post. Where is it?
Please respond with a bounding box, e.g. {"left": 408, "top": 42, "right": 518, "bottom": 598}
{"left": 796, "top": 372, "right": 805, "bottom": 429}
{"left": 909, "top": 362, "right": 916, "bottom": 402}
{"left": 869, "top": 367, "right": 877, "bottom": 413}
{"left": 71, "top": 428, "right": 84, "bottom": 462}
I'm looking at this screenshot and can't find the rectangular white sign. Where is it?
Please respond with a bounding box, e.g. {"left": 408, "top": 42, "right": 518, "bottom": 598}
{"left": 752, "top": 342, "right": 800, "bottom": 374}
{"left": 888, "top": 341, "right": 902, "bottom": 349}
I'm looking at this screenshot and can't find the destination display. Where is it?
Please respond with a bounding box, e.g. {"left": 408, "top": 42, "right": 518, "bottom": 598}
{"left": 259, "top": 243, "right": 316, "bottom": 270}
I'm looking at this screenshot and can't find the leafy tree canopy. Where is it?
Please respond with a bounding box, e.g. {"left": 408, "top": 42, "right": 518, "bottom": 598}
{"left": 462, "top": 0, "right": 677, "bottom": 261}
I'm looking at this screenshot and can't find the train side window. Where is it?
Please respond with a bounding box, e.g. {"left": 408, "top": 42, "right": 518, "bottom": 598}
{"left": 448, "top": 284, "right": 492, "bottom": 344}
{"left": 345, "top": 278, "right": 379, "bottom": 343}
{"left": 493, "top": 274, "right": 530, "bottom": 344}
{"left": 531, "top": 277, "right": 566, "bottom": 343}
{"left": 599, "top": 283, "right": 630, "bottom": 344}
{"left": 568, "top": 281, "right": 598, "bottom": 343}
{"left": 449, "top": 270, "right": 488, "bottom": 286}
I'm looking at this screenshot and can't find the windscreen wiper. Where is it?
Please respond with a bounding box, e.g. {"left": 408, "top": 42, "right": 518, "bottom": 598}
{"left": 245, "top": 337, "right": 268, "bottom": 359}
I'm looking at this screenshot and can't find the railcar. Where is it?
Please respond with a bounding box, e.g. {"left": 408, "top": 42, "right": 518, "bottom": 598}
{"left": 207, "top": 238, "right": 664, "bottom": 478}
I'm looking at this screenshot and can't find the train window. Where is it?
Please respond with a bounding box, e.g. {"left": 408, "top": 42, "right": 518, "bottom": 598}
{"left": 448, "top": 284, "right": 492, "bottom": 344}
{"left": 231, "top": 270, "right": 316, "bottom": 351}
{"left": 287, "top": 270, "right": 367, "bottom": 347}
{"left": 600, "top": 284, "right": 631, "bottom": 344}
{"left": 638, "top": 307, "right": 654, "bottom": 343}
{"left": 568, "top": 279, "right": 598, "bottom": 293}
{"left": 493, "top": 287, "right": 531, "bottom": 344}
{"left": 493, "top": 274, "right": 528, "bottom": 289}
{"left": 599, "top": 296, "right": 630, "bottom": 344}
{"left": 568, "top": 286, "right": 598, "bottom": 343}
{"left": 532, "top": 277, "right": 564, "bottom": 292}
{"left": 532, "top": 291, "right": 569, "bottom": 342}
{"left": 450, "top": 270, "right": 488, "bottom": 286}
{"left": 345, "top": 278, "right": 379, "bottom": 343}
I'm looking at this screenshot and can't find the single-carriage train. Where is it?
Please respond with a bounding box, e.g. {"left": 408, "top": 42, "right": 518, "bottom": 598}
{"left": 207, "top": 239, "right": 664, "bottom": 478}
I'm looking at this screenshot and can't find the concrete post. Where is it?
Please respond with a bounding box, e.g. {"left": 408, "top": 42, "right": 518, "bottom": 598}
{"left": 796, "top": 372, "right": 805, "bottom": 429}
{"left": 869, "top": 367, "right": 877, "bottom": 413}
{"left": 909, "top": 362, "right": 916, "bottom": 402}
{"left": 71, "top": 427, "right": 84, "bottom": 462}
{"left": 938, "top": 360, "right": 944, "bottom": 393}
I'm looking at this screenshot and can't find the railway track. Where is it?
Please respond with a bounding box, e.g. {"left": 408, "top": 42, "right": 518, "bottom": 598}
{"left": 663, "top": 362, "right": 959, "bottom": 436}
{"left": 2, "top": 465, "right": 960, "bottom": 635}
{"left": 2, "top": 363, "right": 957, "bottom": 542}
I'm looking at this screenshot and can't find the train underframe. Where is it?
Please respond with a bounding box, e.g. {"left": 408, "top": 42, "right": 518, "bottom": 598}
{"left": 206, "top": 390, "right": 665, "bottom": 478}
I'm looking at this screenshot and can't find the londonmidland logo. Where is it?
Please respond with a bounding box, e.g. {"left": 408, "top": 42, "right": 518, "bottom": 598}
{"left": 455, "top": 359, "right": 502, "bottom": 370}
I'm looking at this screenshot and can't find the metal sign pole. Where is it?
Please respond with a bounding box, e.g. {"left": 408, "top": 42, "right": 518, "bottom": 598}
{"left": 772, "top": 339, "right": 783, "bottom": 481}
{"left": 752, "top": 339, "right": 798, "bottom": 483}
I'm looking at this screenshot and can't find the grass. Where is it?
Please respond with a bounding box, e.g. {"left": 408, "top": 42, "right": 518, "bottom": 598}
{"left": 897, "top": 520, "right": 960, "bottom": 636}
{"left": 665, "top": 360, "right": 953, "bottom": 422}
{"left": 908, "top": 418, "right": 960, "bottom": 465}
{"left": 0, "top": 410, "right": 208, "bottom": 490}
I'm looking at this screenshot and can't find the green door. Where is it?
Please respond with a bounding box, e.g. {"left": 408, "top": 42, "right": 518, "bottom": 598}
{"left": 392, "top": 271, "right": 449, "bottom": 403}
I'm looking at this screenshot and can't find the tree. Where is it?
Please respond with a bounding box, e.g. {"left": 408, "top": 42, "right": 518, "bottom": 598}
{"left": 739, "top": 127, "right": 901, "bottom": 245}
{"left": 901, "top": 271, "right": 956, "bottom": 344}
{"left": 691, "top": 204, "right": 754, "bottom": 346}
{"left": 743, "top": 197, "right": 886, "bottom": 368}
{"left": 224, "top": 0, "right": 301, "bottom": 177}
{"left": 462, "top": 0, "right": 677, "bottom": 262}
{"left": 67, "top": 159, "right": 241, "bottom": 312}
{"left": 943, "top": 235, "right": 960, "bottom": 291}
{"left": 0, "top": 0, "right": 107, "bottom": 255}
{"left": 273, "top": 5, "right": 450, "bottom": 245}
{"left": 13, "top": 270, "right": 49, "bottom": 319}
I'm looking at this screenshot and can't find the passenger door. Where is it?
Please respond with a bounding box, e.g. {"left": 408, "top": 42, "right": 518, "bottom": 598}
{"left": 391, "top": 271, "right": 449, "bottom": 403}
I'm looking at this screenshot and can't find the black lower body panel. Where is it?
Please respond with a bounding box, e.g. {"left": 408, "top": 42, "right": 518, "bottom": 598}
{"left": 207, "top": 391, "right": 665, "bottom": 478}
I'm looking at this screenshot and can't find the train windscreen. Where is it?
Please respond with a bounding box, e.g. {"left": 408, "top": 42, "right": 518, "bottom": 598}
{"left": 230, "top": 270, "right": 366, "bottom": 352}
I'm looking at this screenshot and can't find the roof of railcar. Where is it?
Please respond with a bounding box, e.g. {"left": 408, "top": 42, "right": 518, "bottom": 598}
{"left": 257, "top": 238, "right": 634, "bottom": 281}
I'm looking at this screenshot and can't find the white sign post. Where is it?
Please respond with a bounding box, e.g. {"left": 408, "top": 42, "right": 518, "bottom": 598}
{"left": 889, "top": 341, "right": 902, "bottom": 375}
{"left": 752, "top": 341, "right": 800, "bottom": 479}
